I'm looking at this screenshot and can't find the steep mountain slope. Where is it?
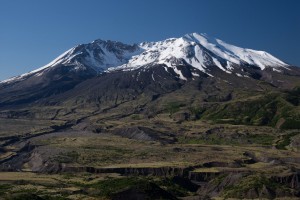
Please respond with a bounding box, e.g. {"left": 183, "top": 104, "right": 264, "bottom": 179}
{"left": 0, "top": 40, "right": 140, "bottom": 85}
{"left": 0, "top": 40, "right": 140, "bottom": 106}
{"left": 0, "top": 32, "right": 299, "bottom": 114}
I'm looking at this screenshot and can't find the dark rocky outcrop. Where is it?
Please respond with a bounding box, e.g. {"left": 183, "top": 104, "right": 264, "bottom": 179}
{"left": 271, "top": 172, "right": 300, "bottom": 190}
{"left": 189, "top": 171, "right": 221, "bottom": 182}
{"left": 111, "top": 182, "right": 178, "bottom": 200}
{"left": 58, "top": 165, "right": 189, "bottom": 177}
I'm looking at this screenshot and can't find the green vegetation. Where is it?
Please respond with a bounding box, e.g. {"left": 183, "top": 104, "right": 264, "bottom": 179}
{"left": 1, "top": 86, "right": 300, "bottom": 199}
{"left": 223, "top": 174, "right": 288, "bottom": 199}
{"left": 0, "top": 184, "right": 12, "bottom": 195}
{"left": 276, "top": 132, "right": 300, "bottom": 150}
{"left": 5, "top": 193, "right": 69, "bottom": 200}
{"left": 52, "top": 151, "right": 79, "bottom": 163}
{"left": 211, "top": 174, "right": 228, "bottom": 185}
{"left": 166, "top": 102, "right": 184, "bottom": 115}
{"left": 6, "top": 193, "right": 43, "bottom": 200}
{"left": 189, "top": 106, "right": 206, "bottom": 119}
{"left": 71, "top": 176, "right": 191, "bottom": 198}
{"left": 177, "top": 134, "right": 275, "bottom": 146}
{"left": 197, "top": 91, "right": 300, "bottom": 129}
{"left": 154, "top": 178, "right": 190, "bottom": 197}
{"left": 131, "top": 114, "right": 141, "bottom": 120}
{"left": 284, "top": 87, "right": 300, "bottom": 106}
{"left": 89, "top": 177, "right": 147, "bottom": 197}
{"left": 280, "top": 118, "right": 300, "bottom": 129}
{"left": 246, "top": 134, "right": 275, "bottom": 145}
{"left": 177, "top": 136, "right": 231, "bottom": 145}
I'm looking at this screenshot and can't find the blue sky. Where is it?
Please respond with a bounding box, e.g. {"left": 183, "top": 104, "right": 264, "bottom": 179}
{"left": 0, "top": 0, "right": 299, "bottom": 81}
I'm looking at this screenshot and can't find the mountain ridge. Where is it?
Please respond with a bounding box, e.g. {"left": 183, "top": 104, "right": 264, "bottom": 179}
{"left": 0, "top": 32, "right": 299, "bottom": 113}
{"left": 0, "top": 32, "right": 290, "bottom": 85}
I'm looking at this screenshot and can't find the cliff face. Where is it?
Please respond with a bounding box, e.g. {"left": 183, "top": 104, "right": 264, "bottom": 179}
{"left": 24, "top": 155, "right": 299, "bottom": 199}
{"left": 0, "top": 140, "right": 299, "bottom": 199}
{"left": 271, "top": 172, "right": 300, "bottom": 190}
{"left": 61, "top": 166, "right": 188, "bottom": 177}
{"left": 195, "top": 172, "right": 300, "bottom": 199}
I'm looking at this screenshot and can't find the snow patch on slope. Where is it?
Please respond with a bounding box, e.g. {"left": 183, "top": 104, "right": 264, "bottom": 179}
{"left": 1, "top": 33, "right": 289, "bottom": 84}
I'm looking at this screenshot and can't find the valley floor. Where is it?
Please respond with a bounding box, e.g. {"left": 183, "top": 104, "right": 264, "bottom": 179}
{"left": 0, "top": 117, "right": 299, "bottom": 199}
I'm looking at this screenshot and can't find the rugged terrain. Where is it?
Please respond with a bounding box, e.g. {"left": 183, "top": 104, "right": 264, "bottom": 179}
{"left": 0, "top": 33, "right": 299, "bottom": 199}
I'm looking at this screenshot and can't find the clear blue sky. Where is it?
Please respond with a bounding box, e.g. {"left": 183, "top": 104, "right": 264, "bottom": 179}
{"left": 0, "top": 0, "right": 299, "bottom": 81}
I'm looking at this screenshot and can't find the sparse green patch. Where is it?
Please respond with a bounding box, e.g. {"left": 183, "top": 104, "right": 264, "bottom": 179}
{"left": 199, "top": 91, "right": 300, "bottom": 129}
{"left": 52, "top": 151, "right": 79, "bottom": 164}
{"left": 211, "top": 173, "right": 228, "bottom": 185}
{"left": 154, "top": 177, "right": 190, "bottom": 197}
{"left": 81, "top": 177, "right": 149, "bottom": 197}
{"left": 280, "top": 118, "right": 300, "bottom": 129}
{"left": 223, "top": 174, "right": 288, "bottom": 199}
{"left": 131, "top": 114, "right": 141, "bottom": 120}
{"left": 0, "top": 184, "right": 12, "bottom": 196}
{"left": 276, "top": 132, "right": 300, "bottom": 150}
{"left": 189, "top": 106, "right": 206, "bottom": 119}
{"left": 193, "top": 167, "right": 220, "bottom": 173}
{"left": 177, "top": 133, "right": 275, "bottom": 146}
{"left": 166, "top": 102, "right": 185, "bottom": 115}
{"left": 246, "top": 134, "right": 275, "bottom": 145}
{"left": 177, "top": 135, "right": 235, "bottom": 145}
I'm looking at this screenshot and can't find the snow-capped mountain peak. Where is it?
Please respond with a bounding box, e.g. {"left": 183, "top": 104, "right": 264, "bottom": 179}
{"left": 113, "top": 33, "right": 288, "bottom": 75}
{"left": 185, "top": 33, "right": 287, "bottom": 69}
{"left": 0, "top": 33, "right": 289, "bottom": 84}
{"left": 42, "top": 40, "right": 142, "bottom": 72}
{"left": 0, "top": 40, "right": 141, "bottom": 84}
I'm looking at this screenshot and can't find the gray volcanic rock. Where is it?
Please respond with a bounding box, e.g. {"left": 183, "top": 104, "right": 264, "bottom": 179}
{"left": 0, "top": 33, "right": 299, "bottom": 123}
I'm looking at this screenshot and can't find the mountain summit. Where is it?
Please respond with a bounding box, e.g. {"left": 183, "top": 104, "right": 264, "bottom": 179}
{"left": 1, "top": 33, "right": 298, "bottom": 108}
{"left": 0, "top": 33, "right": 289, "bottom": 84}
{"left": 113, "top": 33, "right": 288, "bottom": 77}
